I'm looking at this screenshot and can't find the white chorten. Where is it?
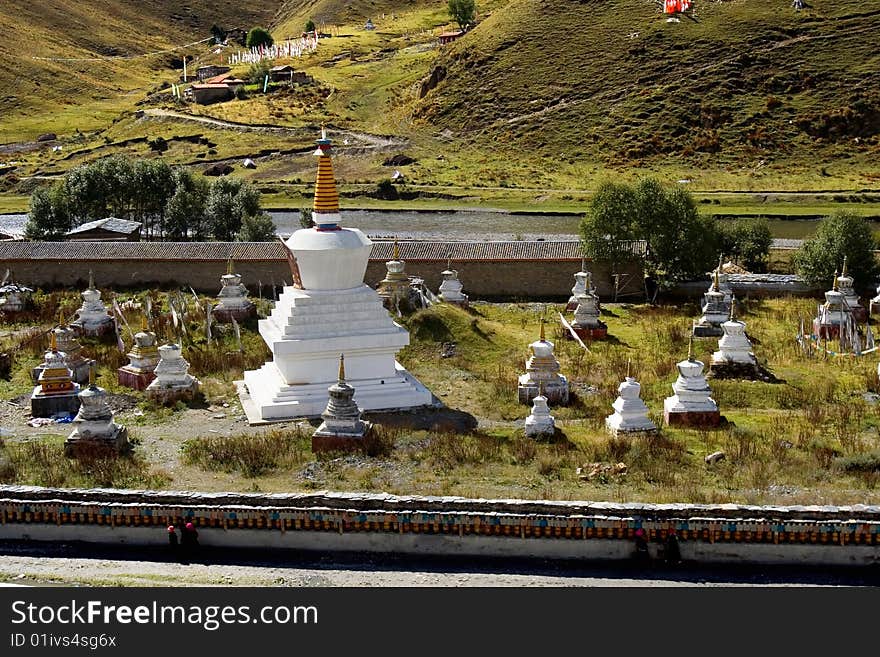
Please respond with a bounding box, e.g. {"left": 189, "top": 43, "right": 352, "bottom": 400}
{"left": 213, "top": 260, "right": 256, "bottom": 323}
{"left": 707, "top": 258, "right": 733, "bottom": 303}
{"left": 517, "top": 320, "right": 569, "bottom": 404}
{"left": 663, "top": 338, "right": 720, "bottom": 427}
{"left": 813, "top": 270, "right": 851, "bottom": 340}
{"left": 710, "top": 299, "right": 757, "bottom": 368}
{"left": 606, "top": 372, "right": 656, "bottom": 435}
{"left": 0, "top": 281, "right": 30, "bottom": 314}
{"left": 524, "top": 388, "right": 555, "bottom": 438}
{"left": 438, "top": 255, "right": 469, "bottom": 306}
{"left": 71, "top": 271, "right": 113, "bottom": 337}
{"left": 242, "top": 129, "right": 433, "bottom": 420}
{"left": 145, "top": 343, "right": 200, "bottom": 402}
{"left": 693, "top": 269, "right": 729, "bottom": 337}
{"left": 117, "top": 318, "right": 160, "bottom": 390}
{"left": 65, "top": 368, "right": 128, "bottom": 454}
{"left": 566, "top": 260, "right": 595, "bottom": 311}
{"left": 836, "top": 257, "right": 865, "bottom": 321}
{"left": 377, "top": 239, "right": 414, "bottom": 312}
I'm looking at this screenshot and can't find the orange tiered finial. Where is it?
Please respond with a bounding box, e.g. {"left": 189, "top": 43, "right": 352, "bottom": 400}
{"left": 312, "top": 127, "right": 340, "bottom": 218}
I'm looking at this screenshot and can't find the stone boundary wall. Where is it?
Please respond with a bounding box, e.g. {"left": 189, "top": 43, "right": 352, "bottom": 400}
{"left": 0, "top": 241, "right": 643, "bottom": 300}
{"left": 1, "top": 486, "right": 878, "bottom": 565}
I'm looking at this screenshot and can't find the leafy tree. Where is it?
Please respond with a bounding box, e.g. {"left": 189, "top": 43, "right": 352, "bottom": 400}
{"left": 299, "top": 207, "right": 315, "bottom": 229}
{"left": 718, "top": 216, "right": 772, "bottom": 272}
{"left": 206, "top": 178, "right": 262, "bottom": 241}
{"left": 580, "top": 178, "right": 721, "bottom": 292}
{"left": 165, "top": 169, "right": 209, "bottom": 240}
{"left": 237, "top": 213, "right": 277, "bottom": 241}
{"left": 305, "top": 20, "right": 316, "bottom": 33}
{"left": 792, "top": 211, "right": 879, "bottom": 291}
{"left": 580, "top": 181, "right": 641, "bottom": 272}
{"left": 247, "top": 60, "right": 272, "bottom": 85}
{"left": 447, "top": 0, "right": 476, "bottom": 31}
{"left": 25, "top": 182, "right": 71, "bottom": 240}
{"left": 246, "top": 26, "right": 274, "bottom": 49}
{"left": 640, "top": 181, "right": 721, "bottom": 286}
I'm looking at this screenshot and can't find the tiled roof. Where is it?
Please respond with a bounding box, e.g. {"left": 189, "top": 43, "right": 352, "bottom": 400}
{"left": 0, "top": 240, "right": 600, "bottom": 262}
{"left": 65, "top": 217, "right": 142, "bottom": 236}
{"left": 370, "top": 240, "right": 586, "bottom": 261}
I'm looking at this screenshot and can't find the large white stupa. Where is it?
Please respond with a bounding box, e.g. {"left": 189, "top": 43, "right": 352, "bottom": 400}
{"left": 242, "top": 129, "right": 433, "bottom": 420}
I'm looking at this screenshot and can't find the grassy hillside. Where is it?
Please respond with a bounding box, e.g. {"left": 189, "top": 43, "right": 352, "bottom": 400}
{"left": 413, "top": 0, "right": 880, "bottom": 185}
{"left": 0, "top": 0, "right": 278, "bottom": 140}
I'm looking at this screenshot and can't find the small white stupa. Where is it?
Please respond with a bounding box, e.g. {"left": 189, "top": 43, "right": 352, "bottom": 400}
{"left": 693, "top": 269, "right": 729, "bottom": 337}
{"left": 145, "top": 343, "right": 200, "bottom": 403}
{"left": 813, "top": 270, "right": 851, "bottom": 341}
{"left": 212, "top": 259, "right": 256, "bottom": 323}
{"left": 606, "top": 364, "right": 656, "bottom": 436}
{"left": 566, "top": 259, "right": 595, "bottom": 312}
{"left": 70, "top": 271, "right": 113, "bottom": 337}
{"left": 33, "top": 318, "right": 93, "bottom": 384}
{"left": 707, "top": 257, "right": 734, "bottom": 303}
{"left": 835, "top": 257, "right": 866, "bottom": 322}
{"left": 663, "top": 337, "right": 720, "bottom": 428}
{"left": 524, "top": 384, "right": 555, "bottom": 438}
{"left": 117, "top": 317, "right": 160, "bottom": 390}
{"left": 517, "top": 319, "right": 569, "bottom": 404}
{"left": 438, "top": 254, "right": 469, "bottom": 307}
{"left": 242, "top": 129, "right": 433, "bottom": 421}
{"left": 0, "top": 277, "right": 31, "bottom": 315}
{"left": 312, "top": 354, "right": 373, "bottom": 453}
{"left": 568, "top": 289, "right": 607, "bottom": 340}
{"left": 65, "top": 366, "right": 128, "bottom": 455}
{"left": 30, "top": 331, "right": 81, "bottom": 418}
{"left": 710, "top": 298, "right": 759, "bottom": 378}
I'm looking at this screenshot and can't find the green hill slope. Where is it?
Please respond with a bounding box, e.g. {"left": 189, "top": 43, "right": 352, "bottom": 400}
{"left": 0, "top": 0, "right": 279, "bottom": 139}
{"left": 413, "top": 0, "right": 880, "bottom": 181}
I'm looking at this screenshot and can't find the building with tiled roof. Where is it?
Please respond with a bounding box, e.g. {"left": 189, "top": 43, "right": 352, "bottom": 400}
{"left": 64, "top": 217, "right": 142, "bottom": 242}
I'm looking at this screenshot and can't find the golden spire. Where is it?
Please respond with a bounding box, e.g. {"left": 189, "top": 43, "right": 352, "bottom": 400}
{"left": 539, "top": 317, "right": 546, "bottom": 341}
{"left": 687, "top": 333, "right": 694, "bottom": 361}
{"left": 841, "top": 256, "right": 848, "bottom": 277}
{"left": 88, "top": 269, "right": 95, "bottom": 290}
{"left": 713, "top": 268, "right": 720, "bottom": 291}
{"left": 729, "top": 295, "right": 737, "bottom": 321}
{"left": 313, "top": 128, "right": 339, "bottom": 215}
{"left": 393, "top": 238, "right": 400, "bottom": 261}
{"left": 832, "top": 269, "right": 839, "bottom": 291}
{"left": 338, "top": 353, "right": 346, "bottom": 382}
{"left": 227, "top": 258, "right": 234, "bottom": 275}
{"left": 141, "top": 314, "right": 149, "bottom": 332}
{"left": 49, "top": 330, "right": 57, "bottom": 352}
{"left": 88, "top": 363, "right": 95, "bottom": 386}
{"left": 58, "top": 310, "right": 65, "bottom": 328}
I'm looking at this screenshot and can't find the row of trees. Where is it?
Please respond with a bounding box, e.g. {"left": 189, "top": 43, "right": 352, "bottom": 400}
{"left": 581, "top": 178, "right": 879, "bottom": 294}
{"left": 580, "top": 179, "right": 772, "bottom": 290}
{"left": 25, "top": 156, "right": 277, "bottom": 242}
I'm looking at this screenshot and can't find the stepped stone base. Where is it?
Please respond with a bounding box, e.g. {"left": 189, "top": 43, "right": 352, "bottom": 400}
{"left": 30, "top": 392, "right": 80, "bottom": 418}
{"left": 709, "top": 361, "right": 761, "bottom": 380}
{"left": 813, "top": 322, "right": 842, "bottom": 341}
{"left": 71, "top": 321, "right": 114, "bottom": 338}
{"left": 693, "top": 324, "right": 723, "bottom": 338}
{"left": 565, "top": 324, "right": 607, "bottom": 341}
{"left": 145, "top": 382, "right": 200, "bottom": 405}
{"left": 117, "top": 367, "right": 156, "bottom": 391}
{"left": 212, "top": 305, "right": 256, "bottom": 324}
{"left": 312, "top": 430, "right": 372, "bottom": 455}
{"left": 663, "top": 410, "right": 721, "bottom": 428}
{"left": 65, "top": 426, "right": 129, "bottom": 457}
{"left": 517, "top": 382, "right": 569, "bottom": 405}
